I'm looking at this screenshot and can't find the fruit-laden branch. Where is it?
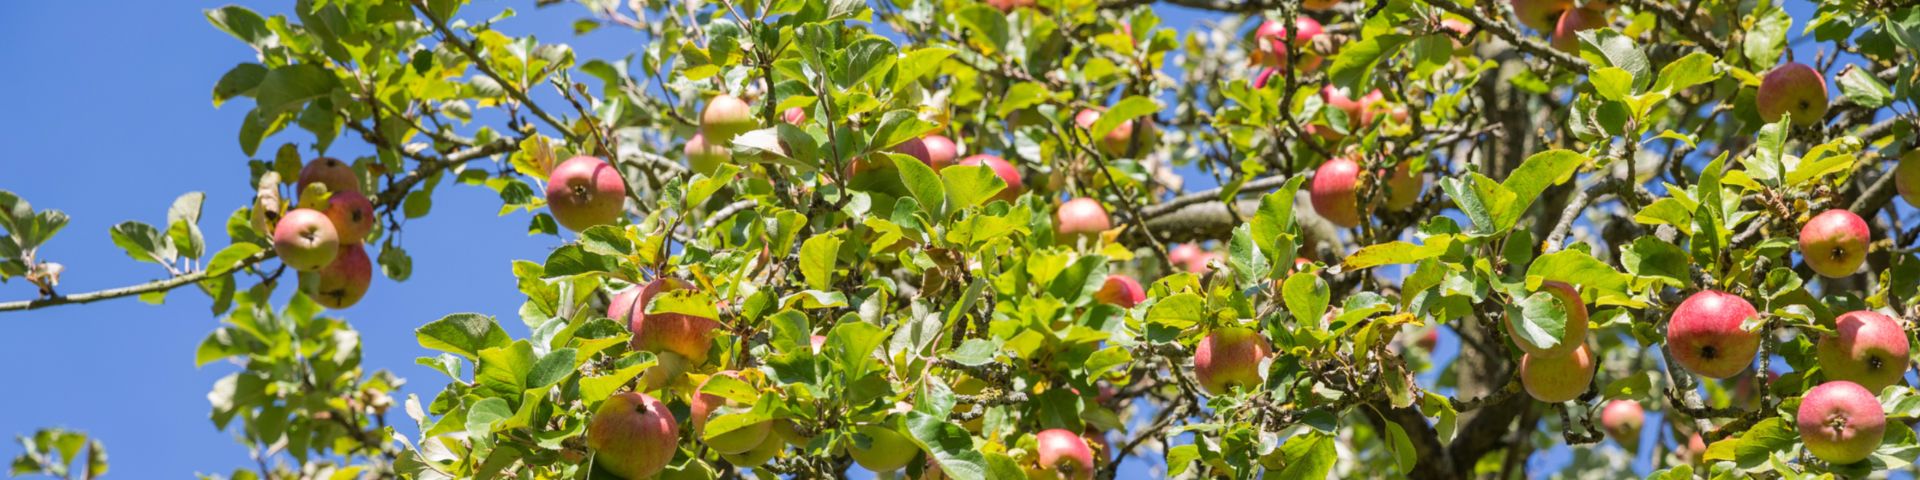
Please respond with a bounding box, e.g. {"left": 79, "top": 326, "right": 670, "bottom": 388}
{"left": 0, "top": 140, "right": 514, "bottom": 314}
{"left": 1615, "top": 0, "right": 1726, "bottom": 55}
{"left": 1421, "top": 0, "right": 1590, "bottom": 71}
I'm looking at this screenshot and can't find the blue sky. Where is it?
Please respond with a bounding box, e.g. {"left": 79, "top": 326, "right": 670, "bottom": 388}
{"left": 0, "top": 0, "right": 1847, "bottom": 478}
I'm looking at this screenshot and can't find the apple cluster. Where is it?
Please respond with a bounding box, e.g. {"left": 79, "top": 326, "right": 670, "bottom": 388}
{"left": 265, "top": 158, "right": 375, "bottom": 310}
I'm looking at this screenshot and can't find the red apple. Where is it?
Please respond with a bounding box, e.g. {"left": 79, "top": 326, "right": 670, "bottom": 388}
{"left": 684, "top": 133, "right": 732, "bottom": 176}
{"left": 1667, "top": 290, "right": 1761, "bottom": 379}
{"left": 1550, "top": 8, "right": 1606, "bottom": 53}
{"left": 1253, "top": 67, "right": 1279, "bottom": 89}
{"left": 984, "top": 0, "right": 1035, "bottom": 11}
{"left": 1507, "top": 281, "right": 1589, "bottom": 357}
{"left": 323, "top": 190, "right": 375, "bottom": 245}
{"left": 297, "top": 157, "right": 361, "bottom": 197}
{"left": 960, "top": 154, "right": 1023, "bottom": 203}
{"left": 587, "top": 392, "right": 679, "bottom": 480}
{"left": 1055, "top": 198, "right": 1111, "bottom": 243}
{"left": 1093, "top": 275, "right": 1146, "bottom": 308}
{"left": 1756, "top": 62, "right": 1829, "bottom": 127}
{"left": 1309, "top": 157, "right": 1362, "bottom": 228}
{"left": 311, "top": 244, "right": 371, "bottom": 309}
{"left": 273, "top": 208, "right": 340, "bottom": 271}
{"left": 1519, "top": 343, "right": 1595, "bottom": 402}
{"left": 1253, "top": 18, "right": 1324, "bottom": 71}
{"left": 1797, "top": 380, "right": 1887, "bottom": 465}
{"left": 1194, "top": 327, "right": 1272, "bottom": 395}
{"left": 782, "top": 107, "right": 807, "bottom": 125}
{"left": 1034, "top": 429, "right": 1096, "bottom": 480}
{"left": 691, "top": 371, "right": 772, "bottom": 455}
{"left": 625, "top": 278, "right": 724, "bottom": 365}
{"left": 1188, "top": 252, "right": 1221, "bottom": 274}
{"left": 1416, "top": 328, "right": 1439, "bottom": 351}
{"left": 545, "top": 156, "right": 628, "bottom": 232}
{"left": 850, "top": 423, "right": 920, "bottom": 472}
{"left": 1511, "top": 0, "right": 1573, "bottom": 32}
{"left": 1818, "top": 310, "right": 1911, "bottom": 393}
{"left": 1800, "top": 209, "right": 1869, "bottom": 278}
{"left": 1321, "top": 86, "right": 1371, "bottom": 127}
{"left": 1683, "top": 433, "right": 1705, "bottom": 464}
{"left": 1074, "top": 108, "right": 1153, "bottom": 157}
{"left": 1600, "top": 399, "right": 1644, "bottom": 452}
{"left": 702, "top": 94, "right": 757, "bottom": 143}
{"left": 1169, "top": 244, "right": 1203, "bottom": 268}
{"left": 922, "top": 135, "right": 960, "bottom": 170}
{"left": 1381, "top": 161, "right": 1423, "bottom": 211}
{"left": 1898, "top": 151, "right": 1920, "bottom": 207}
{"left": 608, "top": 286, "right": 642, "bottom": 322}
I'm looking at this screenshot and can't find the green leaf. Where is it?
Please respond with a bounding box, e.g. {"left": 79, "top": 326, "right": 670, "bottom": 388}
{"left": 1343, "top": 237, "right": 1454, "bottom": 270}
{"left": 905, "top": 411, "right": 988, "bottom": 480}
{"left": 1527, "top": 250, "right": 1633, "bottom": 304}
{"left": 939, "top": 164, "right": 1005, "bottom": 212}
{"left": 951, "top": 5, "right": 1009, "bottom": 55}
{"left": 465, "top": 397, "right": 513, "bottom": 438}
{"left": 1734, "top": 417, "right": 1796, "bottom": 471}
{"left": 1283, "top": 272, "right": 1330, "bottom": 325}
{"left": 891, "top": 152, "right": 947, "bottom": 214}
{"left": 1591, "top": 67, "right": 1635, "bottom": 101}
{"left": 205, "top": 6, "right": 272, "bottom": 46}
{"left": 1089, "top": 96, "right": 1158, "bottom": 141}
{"left": 1744, "top": 7, "right": 1791, "bottom": 68}
{"left": 109, "top": 221, "right": 175, "bottom": 265}
{"left": 1508, "top": 291, "right": 1569, "bottom": 352}
{"left": 1576, "top": 29, "right": 1651, "bottom": 89}
{"left": 477, "top": 340, "right": 538, "bottom": 396}
{"left": 1619, "top": 237, "right": 1690, "bottom": 289}
{"left": 1327, "top": 35, "right": 1409, "bottom": 92}
{"left": 254, "top": 64, "right": 341, "bottom": 118}
{"left": 1145, "top": 293, "right": 1205, "bottom": 329}
{"left": 1652, "top": 53, "right": 1721, "bottom": 93}
{"left": 1745, "top": 119, "right": 1788, "bottom": 184}
{"left": 995, "top": 82, "right": 1055, "bottom": 117}
{"left": 525, "top": 348, "right": 576, "bottom": 390}
{"left": 800, "top": 231, "right": 844, "bottom": 291}
{"left": 167, "top": 192, "right": 206, "bottom": 260}
{"left": 1383, "top": 422, "right": 1417, "bottom": 474}
{"left": 579, "top": 354, "right": 654, "bottom": 404}
{"left": 212, "top": 63, "right": 268, "bottom": 106}
{"left": 1438, "top": 174, "right": 1518, "bottom": 235}
{"left": 1502, "top": 150, "right": 1586, "bottom": 205}
{"left": 206, "top": 243, "right": 263, "bottom": 276}
{"left": 416, "top": 313, "right": 512, "bottom": 359}
{"left": 1276, "top": 432, "right": 1337, "bottom": 479}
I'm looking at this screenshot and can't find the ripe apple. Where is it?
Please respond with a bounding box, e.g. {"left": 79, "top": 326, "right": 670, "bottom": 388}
{"left": 1321, "top": 86, "right": 1370, "bottom": 127}
{"left": 1169, "top": 244, "right": 1202, "bottom": 268}
{"left": 1093, "top": 274, "right": 1146, "bottom": 308}
{"left": 1194, "top": 327, "right": 1272, "bottom": 395}
{"left": 1510, "top": 0, "right": 1572, "bottom": 32}
{"left": 1073, "top": 108, "right": 1153, "bottom": 157}
{"left": 702, "top": 94, "right": 757, "bottom": 143}
{"left": 1381, "top": 161, "right": 1423, "bottom": 211}
{"left": 545, "top": 156, "right": 628, "bottom": 232}
{"left": 782, "top": 107, "right": 807, "bottom": 125}
{"left": 625, "top": 278, "right": 724, "bottom": 364}
{"left": 985, "top": 0, "right": 1035, "bottom": 11}
{"left": 1358, "top": 90, "right": 1407, "bottom": 126}
{"left": 960, "top": 154, "right": 1023, "bottom": 203}
{"left": 1898, "top": 151, "right": 1920, "bottom": 207}
{"left": 1188, "top": 252, "right": 1221, "bottom": 274}
{"left": 1818, "top": 310, "right": 1911, "bottom": 393}
{"left": 1055, "top": 198, "right": 1112, "bottom": 243}
{"left": 1667, "top": 290, "right": 1761, "bottom": 379}
{"left": 311, "top": 244, "right": 371, "bottom": 309}
{"left": 1415, "top": 328, "right": 1439, "bottom": 351}
{"left": 297, "top": 157, "right": 361, "bottom": 197}
{"left": 1519, "top": 343, "right": 1595, "bottom": 402}
{"left": 1550, "top": 8, "right": 1606, "bottom": 53}
{"left": 1253, "top": 18, "right": 1324, "bottom": 71}
{"left": 1507, "top": 280, "right": 1589, "bottom": 357}
{"left": 1683, "top": 433, "right": 1705, "bottom": 464}
{"left": 691, "top": 371, "right": 772, "bottom": 454}
{"left": 273, "top": 208, "right": 340, "bottom": 271}
{"left": 323, "top": 190, "right": 375, "bottom": 245}
{"left": 1253, "top": 67, "right": 1279, "bottom": 89}
{"left": 1309, "top": 156, "right": 1362, "bottom": 228}
{"left": 1756, "top": 62, "right": 1829, "bottom": 127}
{"left": 1599, "top": 399, "right": 1644, "bottom": 452}
{"left": 922, "top": 135, "right": 960, "bottom": 171}
{"left": 1797, "top": 380, "right": 1887, "bottom": 465}
{"left": 1034, "top": 429, "right": 1096, "bottom": 480}
{"left": 849, "top": 423, "right": 920, "bottom": 472}
{"left": 587, "top": 392, "right": 679, "bottom": 480}
{"left": 607, "top": 286, "right": 641, "bottom": 323}
{"left": 684, "top": 134, "right": 732, "bottom": 176}
{"left": 1799, "top": 209, "right": 1869, "bottom": 278}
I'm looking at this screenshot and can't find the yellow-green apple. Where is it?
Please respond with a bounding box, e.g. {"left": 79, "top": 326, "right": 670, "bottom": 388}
{"left": 782, "top": 107, "right": 807, "bottom": 125}
{"left": 1899, "top": 151, "right": 1920, "bottom": 207}
{"left": 587, "top": 392, "right": 679, "bottom": 479}
{"left": 721, "top": 434, "right": 783, "bottom": 467}
{"left": 1507, "top": 280, "right": 1588, "bottom": 357}
{"left": 1253, "top": 18, "right": 1324, "bottom": 71}
{"left": 1073, "top": 108, "right": 1154, "bottom": 157}
{"left": 691, "top": 371, "right": 772, "bottom": 454}
{"left": 850, "top": 423, "right": 919, "bottom": 472}
{"left": 922, "top": 135, "right": 959, "bottom": 170}
{"left": 1519, "top": 343, "right": 1595, "bottom": 402}
{"left": 1381, "top": 161, "right": 1423, "bottom": 211}
{"left": 1033, "top": 428, "right": 1096, "bottom": 480}
{"left": 701, "top": 94, "right": 757, "bottom": 143}
{"left": 625, "top": 278, "right": 724, "bottom": 365}
{"left": 323, "top": 190, "right": 375, "bottom": 245}
{"left": 1756, "top": 62, "right": 1829, "bottom": 127}
{"left": 1797, "top": 380, "right": 1887, "bottom": 465}
{"left": 960, "top": 154, "right": 1023, "bottom": 203}
{"left": 273, "top": 208, "right": 340, "bottom": 271}
{"left": 545, "top": 156, "right": 628, "bottom": 232}
{"left": 1094, "top": 274, "right": 1146, "bottom": 308}
{"left": 1818, "top": 310, "right": 1911, "bottom": 393}
{"left": 1800, "top": 209, "right": 1870, "bottom": 278}
{"left": 1667, "top": 290, "right": 1761, "bottom": 379}
{"left": 1600, "top": 399, "right": 1644, "bottom": 451}
{"left": 1310, "top": 156, "right": 1362, "bottom": 228}
{"left": 1055, "top": 198, "right": 1111, "bottom": 243}
{"left": 684, "top": 134, "right": 731, "bottom": 176}
{"left": 1550, "top": 8, "right": 1606, "bottom": 53}
{"left": 311, "top": 244, "right": 371, "bottom": 309}
{"left": 297, "top": 157, "right": 361, "bottom": 197}
{"left": 1511, "top": 0, "right": 1572, "bottom": 32}
{"left": 1194, "top": 327, "right": 1272, "bottom": 395}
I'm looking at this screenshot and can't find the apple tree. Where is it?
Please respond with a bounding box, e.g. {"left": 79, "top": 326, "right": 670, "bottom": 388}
{"left": 9, "top": 0, "right": 1920, "bottom": 477}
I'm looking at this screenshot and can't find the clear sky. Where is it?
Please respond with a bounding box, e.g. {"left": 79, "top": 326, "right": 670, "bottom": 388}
{"left": 0, "top": 0, "right": 1841, "bottom": 479}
